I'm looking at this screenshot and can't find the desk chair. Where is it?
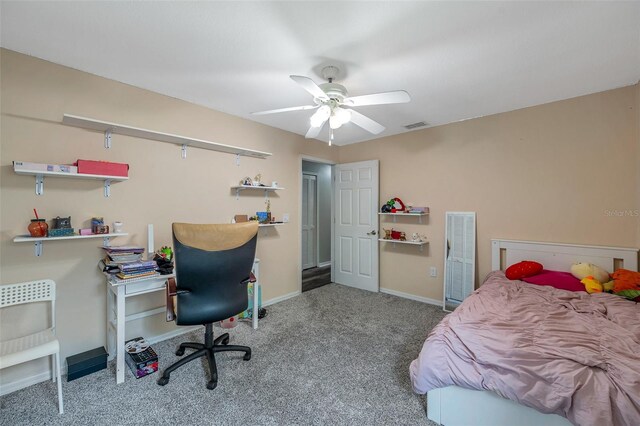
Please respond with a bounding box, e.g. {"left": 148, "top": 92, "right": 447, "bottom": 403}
{"left": 0, "top": 279, "right": 63, "bottom": 414}
{"left": 157, "top": 222, "right": 258, "bottom": 390}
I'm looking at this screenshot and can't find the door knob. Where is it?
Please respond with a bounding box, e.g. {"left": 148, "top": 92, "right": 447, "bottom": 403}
{"left": 367, "top": 230, "right": 377, "bottom": 236}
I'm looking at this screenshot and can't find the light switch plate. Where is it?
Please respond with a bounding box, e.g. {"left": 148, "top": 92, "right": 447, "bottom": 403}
{"left": 283, "top": 213, "right": 290, "bottom": 223}
{"left": 430, "top": 267, "right": 437, "bottom": 277}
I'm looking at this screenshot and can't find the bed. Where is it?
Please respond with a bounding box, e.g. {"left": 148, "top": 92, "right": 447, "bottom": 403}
{"left": 410, "top": 239, "right": 639, "bottom": 426}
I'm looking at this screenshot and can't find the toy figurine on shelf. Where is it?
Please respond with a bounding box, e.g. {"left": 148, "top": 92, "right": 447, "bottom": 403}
{"left": 240, "top": 177, "right": 253, "bottom": 186}
{"left": 253, "top": 173, "right": 262, "bottom": 186}
{"left": 154, "top": 246, "right": 174, "bottom": 275}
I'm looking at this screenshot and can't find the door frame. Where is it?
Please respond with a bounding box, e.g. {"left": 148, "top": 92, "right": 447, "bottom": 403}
{"left": 302, "top": 171, "right": 319, "bottom": 270}
{"left": 299, "top": 155, "right": 336, "bottom": 294}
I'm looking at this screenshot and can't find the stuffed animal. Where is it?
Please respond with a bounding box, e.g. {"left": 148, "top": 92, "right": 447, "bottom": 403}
{"left": 570, "top": 262, "right": 610, "bottom": 284}
{"left": 581, "top": 276, "right": 603, "bottom": 293}
{"left": 611, "top": 269, "right": 640, "bottom": 301}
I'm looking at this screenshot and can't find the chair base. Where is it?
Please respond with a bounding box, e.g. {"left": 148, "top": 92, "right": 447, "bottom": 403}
{"left": 157, "top": 323, "right": 251, "bottom": 390}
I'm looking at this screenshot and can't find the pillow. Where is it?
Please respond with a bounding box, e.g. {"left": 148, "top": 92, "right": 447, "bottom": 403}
{"left": 522, "top": 270, "right": 586, "bottom": 292}
{"left": 505, "top": 261, "right": 543, "bottom": 280}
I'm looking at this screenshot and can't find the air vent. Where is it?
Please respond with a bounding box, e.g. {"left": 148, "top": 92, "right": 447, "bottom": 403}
{"left": 404, "top": 121, "right": 427, "bottom": 130}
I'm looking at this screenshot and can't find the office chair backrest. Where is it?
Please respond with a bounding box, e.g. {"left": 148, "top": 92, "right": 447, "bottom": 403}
{"left": 172, "top": 222, "right": 258, "bottom": 326}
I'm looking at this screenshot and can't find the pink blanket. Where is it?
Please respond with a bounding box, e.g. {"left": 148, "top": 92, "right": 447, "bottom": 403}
{"left": 409, "top": 271, "right": 640, "bottom": 426}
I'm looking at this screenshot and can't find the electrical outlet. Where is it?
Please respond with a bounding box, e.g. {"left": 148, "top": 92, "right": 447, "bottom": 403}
{"left": 282, "top": 213, "right": 290, "bottom": 223}
{"left": 430, "top": 267, "right": 437, "bottom": 277}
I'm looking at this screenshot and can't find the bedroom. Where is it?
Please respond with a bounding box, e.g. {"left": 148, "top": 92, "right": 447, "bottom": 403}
{"left": 0, "top": 1, "right": 639, "bottom": 425}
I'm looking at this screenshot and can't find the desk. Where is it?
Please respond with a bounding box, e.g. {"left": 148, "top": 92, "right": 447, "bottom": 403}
{"left": 105, "top": 259, "right": 260, "bottom": 384}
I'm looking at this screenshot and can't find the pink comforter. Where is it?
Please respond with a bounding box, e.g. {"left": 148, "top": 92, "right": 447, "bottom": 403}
{"left": 409, "top": 271, "right": 640, "bottom": 426}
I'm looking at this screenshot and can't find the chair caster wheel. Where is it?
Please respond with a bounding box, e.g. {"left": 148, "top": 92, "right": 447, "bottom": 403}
{"left": 243, "top": 352, "right": 251, "bottom": 361}
{"left": 176, "top": 348, "right": 185, "bottom": 356}
{"left": 206, "top": 380, "right": 218, "bottom": 390}
{"left": 157, "top": 376, "right": 169, "bottom": 386}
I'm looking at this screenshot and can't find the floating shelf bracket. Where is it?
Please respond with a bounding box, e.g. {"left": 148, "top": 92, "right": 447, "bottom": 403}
{"left": 181, "top": 144, "right": 187, "bottom": 159}
{"left": 34, "top": 241, "right": 43, "bottom": 256}
{"left": 104, "top": 129, "right": 112, "bottom": 149}
{"left": 35, "top": 174, "right": 44, "bottom": 195}
{"left": 236, "top": 154, "right": 240, "bottom": 166}
{"left": 104, "top": 179, "right": 111, "bottom": 197}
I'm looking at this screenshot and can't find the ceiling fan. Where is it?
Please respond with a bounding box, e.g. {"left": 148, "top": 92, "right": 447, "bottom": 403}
{"left": 252, "top": 66, "right": 410, "bottom": 144}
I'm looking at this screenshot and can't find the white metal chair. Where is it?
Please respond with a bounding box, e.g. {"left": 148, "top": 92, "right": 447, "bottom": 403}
{"left": 0, "top": 279, "right": 63, "bottom": 414}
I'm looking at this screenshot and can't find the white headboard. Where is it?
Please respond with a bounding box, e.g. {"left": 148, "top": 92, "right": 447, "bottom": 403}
{"left": 491, "top": 239, "right": 638, "bottom": 273}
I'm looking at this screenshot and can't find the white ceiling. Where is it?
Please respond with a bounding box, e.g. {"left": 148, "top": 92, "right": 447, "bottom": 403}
{"left": 2, "top": 1, "right": 639, "bottom": 146}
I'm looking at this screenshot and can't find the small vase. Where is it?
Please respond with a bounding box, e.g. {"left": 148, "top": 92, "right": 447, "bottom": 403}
{"left": 28, "top": 219, "right": 48, "bottom": 237}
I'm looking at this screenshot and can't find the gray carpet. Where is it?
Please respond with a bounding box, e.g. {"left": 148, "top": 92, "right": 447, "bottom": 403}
{"left": 1, "top": 284, "right": 446, "bottom": 425}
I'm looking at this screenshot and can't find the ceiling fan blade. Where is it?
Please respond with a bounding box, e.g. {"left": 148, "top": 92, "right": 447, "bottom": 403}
{"left": 290, "top": 75, "right": 329, "bottom": 101}
{"left": 305, "top": 120, "right": 326, "bottom": 139}
{"left": 344, "top": 90, "right": 411, "bottom": 107}
{"left": 252, "top": 105, "right": 318, "bottom": 115}
{"left": 349, "top": 110, "right": 385, "bottom": 134}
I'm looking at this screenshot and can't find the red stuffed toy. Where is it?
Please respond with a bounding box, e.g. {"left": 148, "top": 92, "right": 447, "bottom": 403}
{"left": 505, "top": 261, "right": 543, "bottom": 280}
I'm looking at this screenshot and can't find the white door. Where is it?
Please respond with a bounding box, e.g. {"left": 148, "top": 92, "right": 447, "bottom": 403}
{"left": 334, "top": 160, "right": 379, "bottom": 292}
{"left": 302, "top": 174, "right": 317, "bottom": 270}
{"left": 443, "top": 212, "right": 476, "bottom": 311}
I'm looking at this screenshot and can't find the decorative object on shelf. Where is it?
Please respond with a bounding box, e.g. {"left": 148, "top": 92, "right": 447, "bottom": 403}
{"left": 384, "top": 228, "right": 408, "bottom": 241}
{"left": 409, "top": 206, "right": 429, "bottom": 214}
{"left": 256, "top": 211, "right": 270, "bottom": 224}
{"left": 234, "top": 214, "right": 248, "bottom": 223}
{"left": 28, "top": 209, "right": 48, "bottom": 237}
{"left": 52, "top": 216, "right": 72, "bottom": 229}
{"left": 49, "top": 216, "right": 74, "bottom": 237}
{"left": 240, "top": 176, "right": 253, "bottom": 186}
{"left": 411, "top": 232, "right": 428, "bottom": 242}
{"left": 92, "top": 217, "right": 109, "bottom": 234}
{"left": 381, "top": 197, "right": 405, "bottom": 213}
{"left": 28, "top": 219, "right": 48, "bottom": 237}
{"left": 271, "top": 181, "right": 278, "bottom": 188}
{"left": 253, "top": 173, "right": 262, "bottom": 186}
{"left": 112, "top": 221, "right": 123, "bottom": 233}
{"left": 154, "top": 246, "right": 174, "bottom": 275}
{"left": 75, "top": 159, "right": 129, "bottom": 177}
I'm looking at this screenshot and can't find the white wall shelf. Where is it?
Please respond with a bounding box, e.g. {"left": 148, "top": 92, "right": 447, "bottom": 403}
{"left": 379, "top": 212, "right": 428, "bottom": 223}
{"left": 14, "top": 164, "right": 128, "bottom": 197}
{"left": 231, "top": 185, "right": 284, "bottom": 200}
{"left": 378, "top": 238, "right": 428, "bottom": 251}
{"left": 258, "top": 223, "right": 285, "bottom": 228}
{"left": 14, "top": 232, "right": 128, "bottom": 257}
{"left": 62, "top": 114, "right": 272, "bottom": 161}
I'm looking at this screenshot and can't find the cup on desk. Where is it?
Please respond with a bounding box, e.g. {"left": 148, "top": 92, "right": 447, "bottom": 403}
{"left": 113, "top": 221, "right": 123, "bottom": 233}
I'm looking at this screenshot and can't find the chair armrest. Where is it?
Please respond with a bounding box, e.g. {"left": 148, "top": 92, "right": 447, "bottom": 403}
{"left": 241, "top": 272, "right": 257, "bottom": 285}
{"left": 165, "top": 277, "right": 177, "bottom": 322}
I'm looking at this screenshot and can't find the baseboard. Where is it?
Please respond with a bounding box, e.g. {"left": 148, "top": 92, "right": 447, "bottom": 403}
{"left": 263, "top": 290, "right": 300, "bottom": 307}
{"left": 317, "top": 261, "right": 332, "bottom": 268}
{"left": 380, "top": 287, "right": 443, "bottom": 307}
{"left": 0, "top": 370, "right": 54, "bottom": 396}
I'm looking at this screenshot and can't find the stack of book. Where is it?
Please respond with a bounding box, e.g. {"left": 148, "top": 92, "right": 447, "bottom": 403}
{"left": 100, "top": 246, "right": 159, "bottom": 280}
{"left": 116, "top": 260, "right": 159, "bottom": 280}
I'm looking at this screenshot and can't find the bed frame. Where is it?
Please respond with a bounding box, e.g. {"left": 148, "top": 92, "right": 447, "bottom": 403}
{"left": 427, "top": 239, "right": 638, "bottom": 426}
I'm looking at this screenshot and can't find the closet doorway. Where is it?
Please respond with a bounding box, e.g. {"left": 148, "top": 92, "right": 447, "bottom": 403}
{"left": 301, "top": 159, "right": 333, "bottom": 293}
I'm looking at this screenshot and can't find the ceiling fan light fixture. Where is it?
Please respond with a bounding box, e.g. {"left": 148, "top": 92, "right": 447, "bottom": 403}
{"left": 310, "top": 105, "right": 331, "bottom": 127}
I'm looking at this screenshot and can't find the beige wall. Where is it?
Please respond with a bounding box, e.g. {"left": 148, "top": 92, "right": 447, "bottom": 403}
{"left": 0, "top": 49, "right": 338, "bottom": 385}
{"left": 1, "top": 47, "right": 638, "bottom": 389}
{"left": 340, "top": 85, "right": 640, "bottom": 302}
